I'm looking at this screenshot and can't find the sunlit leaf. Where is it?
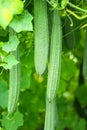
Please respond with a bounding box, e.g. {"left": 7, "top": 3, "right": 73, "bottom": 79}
{"left": 2, "top": 54, "right": 19, "bottom": 69}
{"left": 2, "top": 35, "right": 19, "bottom": 53}
{"left": 0, "top": 0, "right": 23, "bottom": 29}
{"left": 10, "top": 10, "right": 33, "bottom": 32}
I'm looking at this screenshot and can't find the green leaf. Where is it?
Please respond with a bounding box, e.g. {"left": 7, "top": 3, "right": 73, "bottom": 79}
{"left": 0, "top": 80, "right": 8, "bottom": 108}
{"left": 0, "top": 0, "right": 23, "bottom": 29}
{"left": 2, "top": 110, "right": 24, "bottom": 130}
{"left": 10, "top": 10, "right": 33, "bottom": 32}
{"left": 2, "top": 54, "right": 19, "bottom": 69}
{"left": 2, "top": 35, "right": 19, "bottom": 53}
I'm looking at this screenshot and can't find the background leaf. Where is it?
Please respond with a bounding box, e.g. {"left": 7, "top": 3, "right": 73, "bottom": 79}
{"left": 0, "top": 80, "right": 8, "bottom": 108}
{"left": 20, "top": 67, "right": 32, "bottom": 91}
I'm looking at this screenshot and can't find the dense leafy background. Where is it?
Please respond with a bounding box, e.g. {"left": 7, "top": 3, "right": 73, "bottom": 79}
{"left": 0, "top": 0, "right": 87, "bottom": 130}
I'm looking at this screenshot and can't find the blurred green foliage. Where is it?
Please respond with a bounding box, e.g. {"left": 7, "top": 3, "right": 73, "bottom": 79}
{"left": 0, "top": 0, "right": 87, "bottom": 130}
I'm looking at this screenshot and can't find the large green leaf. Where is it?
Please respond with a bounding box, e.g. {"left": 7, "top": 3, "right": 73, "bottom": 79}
{"left": 2, "top": 34, "right": 19, "bottom": 53}
{"left": 0, "top": 0, "right": 23, "bottom": 29}
{"left": 2, "top": 110, "right": 24, "bottom": 130}
{"left": 2, "top": 54, "right": 19, "bottom": 69}
{"left": 10, "top": 10, "right": 33, "bottom": 32}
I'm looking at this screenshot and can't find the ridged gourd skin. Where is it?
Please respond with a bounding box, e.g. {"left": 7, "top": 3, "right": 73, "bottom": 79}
{"left": 83, "top": 29, "right": 87, "bottom": 80}
{"left": 34, "top": 0, "right": 49, "bottom": 75}
{"left": 8, "top": 46, "right": 20, "bottom": 115}
{"left": 47, "top": 10, "right": 62, "bottom": 102}
{"left": 44, "top": 98, "right": 58, "bottom": 130}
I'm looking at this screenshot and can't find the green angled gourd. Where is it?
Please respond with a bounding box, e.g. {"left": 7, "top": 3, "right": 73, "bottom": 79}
{"left": 8, "top": 30, "right": 20, "bottom": 115}
{"left": 83, "top": 29, "right": 87, "bottom": 81}
{"left": 47, "top": 9, "right": 62, "bottom": 102}
{"left": 44, "top": 98, "right": 58, "bottom": 130}
{"left": 34, "top": 0, "right": 49, "bottom": 75}
{"left": 8, "top": 48, "right": 20, "bottom": 115}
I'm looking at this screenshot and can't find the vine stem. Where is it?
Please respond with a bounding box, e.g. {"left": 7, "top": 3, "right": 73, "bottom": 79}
{"left": 66, "top": 9, "right": 87, "bottom": 20}
{"left": 68, "top": 1, "right": 87, "bottom": 13}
